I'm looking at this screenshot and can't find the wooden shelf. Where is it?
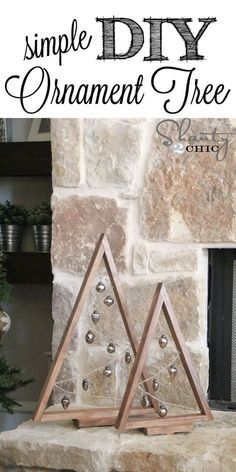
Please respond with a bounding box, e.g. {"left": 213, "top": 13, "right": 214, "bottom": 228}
{"left": 0, "top": 142, "right": 52, "bottom": 176}
{"left": 4, "top": 252, "right": 53, "bottom": 284}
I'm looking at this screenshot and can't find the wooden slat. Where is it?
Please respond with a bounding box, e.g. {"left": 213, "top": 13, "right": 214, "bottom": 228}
{"left": 125, "top": 413, "right": 208, "bottom": 430}
{"left": 41, "top": 406, "right": 154, "bottom": 422}
{"left": 144, "top": 424, "right": 193, "bottom": 435}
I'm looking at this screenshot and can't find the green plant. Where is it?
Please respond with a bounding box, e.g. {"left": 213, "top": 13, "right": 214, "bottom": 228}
{"left": 28, "top": 201, "right": 52, "bottom": 225}
{"left": 0, "top": 348, "right": 33, "bottom": 413}
{"left": 0, "top": 254, "right": 33, "bottom": 414}
{"left": 0, "top": 201, "right": 28, "bottom": 225}
{"left": 0, "top": 253, "right": 12, "bottom": 302}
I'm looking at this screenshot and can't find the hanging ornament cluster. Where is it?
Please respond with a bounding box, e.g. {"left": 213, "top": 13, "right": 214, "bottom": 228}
{"left": 61, "top": 277, "right": 185, "bottom": 412}
{"left": 74, "top": 279, "right": 119, "bottom": 408}
{"left": 136, "top": 331, "right": 180, "bottom": 417}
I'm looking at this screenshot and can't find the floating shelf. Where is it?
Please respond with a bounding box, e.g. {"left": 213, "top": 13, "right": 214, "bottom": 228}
{"left": 0, "top": 142, "right": 52, "bottom": 177}
{"left": 4, "top": 252, "right": 53, "bottom": 284}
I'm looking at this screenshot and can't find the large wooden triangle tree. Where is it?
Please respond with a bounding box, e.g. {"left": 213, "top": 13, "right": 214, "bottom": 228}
{"left": 116, "top": 283, "right": 213, "bottom": 435}
{"left": 33, "top": 233, "right": 158, "bottom": 426}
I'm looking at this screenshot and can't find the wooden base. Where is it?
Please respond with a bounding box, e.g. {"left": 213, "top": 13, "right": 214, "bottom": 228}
{"left": 40, "top": 406, "right": 155, "bottom": 427}
{"left": 120, "top": 413, "right": 209, "bottom": 433}
{"left": 143, "top": 423, "right": 194, "bottom": 436}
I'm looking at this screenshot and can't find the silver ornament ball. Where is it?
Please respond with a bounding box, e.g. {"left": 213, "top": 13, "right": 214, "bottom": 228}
{"left": 125, "top": 351, "right": 132, "bottom": 364}
{"left": 96, "top": 281, "right": 106, "bottom": 293}
{"left": 85, "top": 330, "right": 95, "bottom": 344}
{"left": 104, "top": 295, "right": 114, "bottom": 307}
{"left": 141, "top": 394, "right": 151, "bottom": 408}
{"left": 159, "top": 334, "right": 168, "bottom": 349}
{"left": 91, "top": 310, "right": 101, "bottom": 324}
{"left": 168, "top": 364, "right": 178, "bottom": 379}
{"left": 107, "top": 342, "right": 116, "bottom": 354}
{"left": 158, "top": 404, "right": 168, "bottom": 417}
{"left": 0, "top": 308, "right": 11, "bottom": 336}
{"left": 82, "top": 379, "right": 89, "bottom": 391}
{"left": 61, "top": 396, "right": 70, "bottom": 410}
{"left": 152, "top": 379, "right": 159, "bottom": 391}
{"left": 103, "top": 366, "right": 112, "bottom": 377}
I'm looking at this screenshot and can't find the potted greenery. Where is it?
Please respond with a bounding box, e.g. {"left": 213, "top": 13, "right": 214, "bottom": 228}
{"left": 0, "top": 201, "right": 28, "bottom": 252}
{"left": 0, "top": 252, "right": 33, "bottom": 414}
{"left": 28, "top": 201, "right": 52, "bottom": 252}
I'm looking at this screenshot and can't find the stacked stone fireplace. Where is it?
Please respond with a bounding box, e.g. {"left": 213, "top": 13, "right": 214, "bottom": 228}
{"left": 50, "top": 118, "right": 236, "bottom": 410}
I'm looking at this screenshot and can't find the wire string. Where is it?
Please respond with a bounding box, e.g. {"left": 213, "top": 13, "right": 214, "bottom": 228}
{"left": 138, "top": 351, "right": 180, "bottom": 386}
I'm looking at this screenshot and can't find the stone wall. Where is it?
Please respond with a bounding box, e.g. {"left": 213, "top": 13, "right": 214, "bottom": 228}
{"left": 50, "top": 118, "right": 236, "bottom": 409}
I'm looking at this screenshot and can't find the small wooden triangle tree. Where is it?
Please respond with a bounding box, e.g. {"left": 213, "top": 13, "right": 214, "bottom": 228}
{"left": 116, "top": 283, "right": 213, "bottom": 436}
{"left": 33, "top": 233, "right": 158, "bottom": 426}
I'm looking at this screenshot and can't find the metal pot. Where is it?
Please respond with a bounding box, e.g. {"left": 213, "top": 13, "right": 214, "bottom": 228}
{"left": 0, "top": 224, "right": 23, "bottom": 252}
{"left": 32, "top": 225, "right": 51, "bottom": 252}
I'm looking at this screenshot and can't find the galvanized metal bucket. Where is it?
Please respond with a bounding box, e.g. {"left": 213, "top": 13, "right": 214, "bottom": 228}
{"left": 0, "top": 224, "right": 23, "bottom": 252}
{"left": 32, "top": 225, "right": 51, "bottom": 252}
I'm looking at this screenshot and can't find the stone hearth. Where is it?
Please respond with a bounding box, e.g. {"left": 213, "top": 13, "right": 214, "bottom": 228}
{"left": 0, "top": 412, "right": 236, "bottom": 472}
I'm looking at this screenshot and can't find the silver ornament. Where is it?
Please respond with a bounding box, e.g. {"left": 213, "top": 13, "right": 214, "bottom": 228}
{"left": 103, "top": 366, "right": 112, "bottom": 377}
{"left": 168, "top": 364, "right": 178, "bottom": 379}
{"left": 152, "top": 379, "right": 159, "bottom": 391}
{"left": 107, "top": 342, "right": 116, "bottom": 354}
{"left": 61, "top": 396, "right": 70, "bottom": 410}
{"left": 91, "top": 310, "right": 101, "bottom": 324}
{"left": 104, "top": 295, "right": 114, "bottom": 307}
{"left": 96, "top": 281, "right": 106, "bottom": 293}
{"left": 159, "top": 334, "right": 168, "bottom": 349}
{"left": 0, "top": 308, "right": 11, "bottom": 336}
{"left": 85, "top": 330, "right": 95, "bottom": 344}
{"left": 125, "top": 351, "right": 132, "bottom": 364}
{"left": 141, "top": 394, "right": 151, "bottom": 408}
{"left": 82, "top": 379, "right": 89, "bottom": 391}
{"left": 158, "top": 404, "right": 168, "bottom": 417}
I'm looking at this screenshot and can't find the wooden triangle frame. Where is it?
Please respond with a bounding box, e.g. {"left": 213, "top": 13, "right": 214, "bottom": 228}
{"left": 116, "top": 282, "right": 213, "bottom": 435}
{"left": 33, "top": 233, "right": 158, "bottom": 426}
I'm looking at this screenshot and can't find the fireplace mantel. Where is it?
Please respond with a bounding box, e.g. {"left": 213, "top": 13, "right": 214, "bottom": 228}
{"left": 0, "top": 412, "right": 236, "bottom": 472}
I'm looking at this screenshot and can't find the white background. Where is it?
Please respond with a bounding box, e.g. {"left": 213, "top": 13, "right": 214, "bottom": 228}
{"left": 0, "top": 0, "right": 235, "bottom": 117}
